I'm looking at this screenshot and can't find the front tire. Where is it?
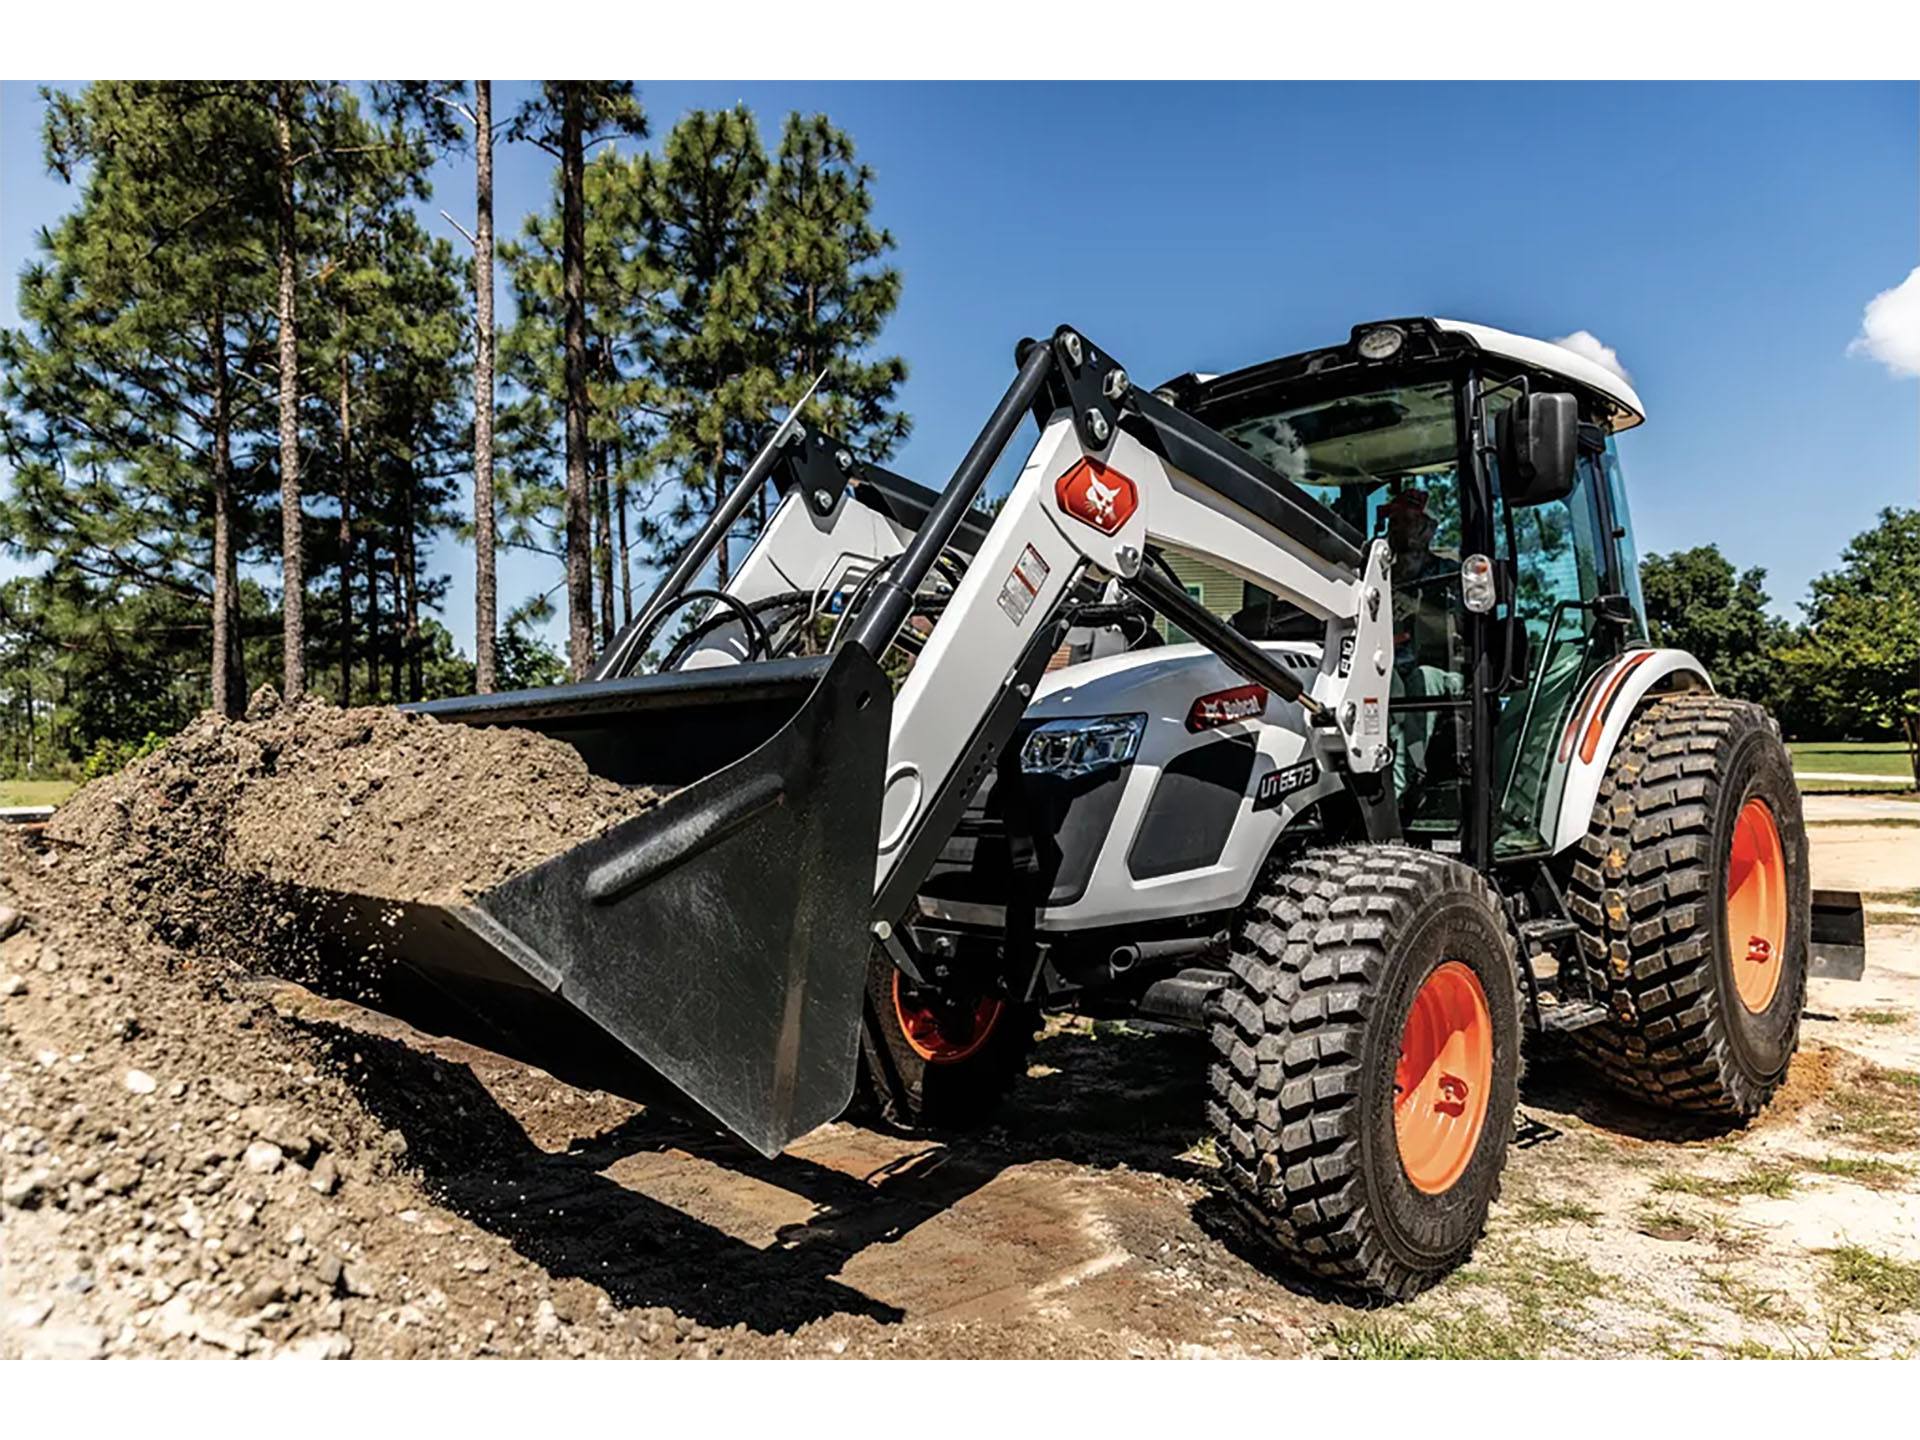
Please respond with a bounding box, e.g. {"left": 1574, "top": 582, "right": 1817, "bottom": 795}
{"left": 1567, "top": 695, "right": 1808, "bottom": 1116}
{"left": 853, "top": 955, "right": 1038, "bottom": 1132}
{"left": 1208, "top": 847, "right": 1521, "bottom": 1301}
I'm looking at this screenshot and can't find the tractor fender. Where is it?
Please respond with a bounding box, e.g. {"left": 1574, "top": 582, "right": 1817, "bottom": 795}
{"left": 1546, "top": 647, "right": 1714, "bottom": 855}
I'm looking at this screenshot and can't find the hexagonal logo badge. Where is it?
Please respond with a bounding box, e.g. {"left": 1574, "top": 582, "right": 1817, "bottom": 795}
{"left": 1054, "top": 458, "right": 1138, "bottom": 536}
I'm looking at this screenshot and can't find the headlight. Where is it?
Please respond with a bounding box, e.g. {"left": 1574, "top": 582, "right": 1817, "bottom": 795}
{"left": 1020, "top": 714, "right": 1146, "bottom": 778}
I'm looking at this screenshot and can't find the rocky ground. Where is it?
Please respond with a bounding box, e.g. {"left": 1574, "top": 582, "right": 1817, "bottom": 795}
{"left": 2, "top": 738, "right": 1915, "bottom": 1357}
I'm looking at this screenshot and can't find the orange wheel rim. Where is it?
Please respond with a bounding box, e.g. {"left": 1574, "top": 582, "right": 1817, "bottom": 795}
{"left": 892, "top": 972, "right": 1003, "bottom": 1065}
{"left": 1394, "top": 962, "right": 1495, "bottom": 1195}
{"left": 1726, "top": 797, "right": 1787, "bottom": 1013}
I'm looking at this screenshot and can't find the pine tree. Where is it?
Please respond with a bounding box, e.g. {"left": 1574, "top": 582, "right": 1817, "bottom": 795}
{"left": 498, "top": 149, "right": 661, "bottom": 648}
{"left": 472, "top": 81, "right": 500, "bottom": 691}
{"left": 758, "top": 113, "right": 909, "bottom": 462}
{"left": 0, "top": 83, "right": 283, "bottom": 720}
{"left": 506, "top": 83, "right": 647, "bottom": 679}
{"left": 637, "top": 106, "right": 775, "bottom": 584}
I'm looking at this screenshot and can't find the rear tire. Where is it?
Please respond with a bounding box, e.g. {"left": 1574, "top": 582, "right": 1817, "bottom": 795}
{"left": 1208, "top": 846, "right": 1521, "bottom": 1301}
{"left": 1567, "top": 694, "right": 1808, "bottom": 1116}
{"left": 853, "top": 953, "right": 1038, "bottom": 1132}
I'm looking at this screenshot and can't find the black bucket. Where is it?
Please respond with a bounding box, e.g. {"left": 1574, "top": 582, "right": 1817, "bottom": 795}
{"left": 286, "top": 647, "right": 891, "bottom": 1157}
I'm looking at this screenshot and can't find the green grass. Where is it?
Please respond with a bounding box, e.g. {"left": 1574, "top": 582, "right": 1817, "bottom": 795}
{"left": 1653, "top": 1165, "right": 1797, "bottom": 1201}
{"left": 1510, "top": 1196, "right": 1602, "bottom": 1226}
{"left": 1824, "top": 1247, "right": 1920, "bottom": 1314}
{"left": 1807, "top": 817, "right": 1920, "bottom": 828}
{"left": 1851, "top": 1009, "right": 1911, "bottom": 1028}
{"left": 1799, "top": 1155, "right": 1914, "bottom": 1191}
{"left": 1322, "top": 1245, "right": 1614, "bottom": 1359}
{"left": 1789, "top": 741, "right": 1915, "bottom": 778}
{"left": 0, "top": 779, "right": 76, "bottom": 808}
{"left": 1325, "top": 1310, "right": 1542, "bottom": 1359}
{"left": 1825, "top": 1068, "right": 1920, "bottom": 1150}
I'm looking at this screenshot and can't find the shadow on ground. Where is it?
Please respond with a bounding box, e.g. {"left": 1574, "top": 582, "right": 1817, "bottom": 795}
{"left": 290, "top": 1004, "right": 1750, "bottom": 1334}
{"left": 291, "top": 1013, "right": 1225, "bottom": 1333}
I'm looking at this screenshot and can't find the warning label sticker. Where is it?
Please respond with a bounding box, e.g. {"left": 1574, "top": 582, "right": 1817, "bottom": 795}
{"left": 997, "top": 544, "right": 1050, "bottom": 625}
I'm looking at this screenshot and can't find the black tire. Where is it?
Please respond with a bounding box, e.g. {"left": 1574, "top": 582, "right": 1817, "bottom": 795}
{"left": 852, "top": 954, "right": 1039, "bottom": 1131}
{"left": 1567, "top": 694, "right": 1808, "bottom": 1116}
{"left": 1208, "top": 846, "right": 1522, "bottom": 1301}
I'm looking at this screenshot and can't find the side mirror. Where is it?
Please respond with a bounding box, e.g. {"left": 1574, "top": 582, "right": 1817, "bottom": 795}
{"left": 1496, "top": 391, "right": 1577, "bottom": 507}
{"left": 1592, "top": 592, "right": 1637, "bottom": 627}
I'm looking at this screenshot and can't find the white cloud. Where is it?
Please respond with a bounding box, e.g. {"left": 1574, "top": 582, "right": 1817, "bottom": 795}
{"left": 1551, "top": 330, "right": 1633, "bottom": 385}
{"left": 1848, "top": 266, "right": 1920, "bottom": 378}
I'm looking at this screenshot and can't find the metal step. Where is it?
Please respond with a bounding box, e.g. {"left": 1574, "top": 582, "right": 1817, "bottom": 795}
{"left": 1519, "top": 918, "right": 1578, "bottom": 950}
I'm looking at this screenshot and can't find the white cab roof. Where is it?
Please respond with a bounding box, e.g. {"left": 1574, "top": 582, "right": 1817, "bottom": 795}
{"left": 1183, "top": 318, "right": 1647, "bottom": 433}
{"left": 1433, "top": 318, "right": 1645, "bottom": 431}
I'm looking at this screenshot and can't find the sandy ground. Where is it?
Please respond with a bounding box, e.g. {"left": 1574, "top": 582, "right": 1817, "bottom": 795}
{"left": 4, "top": 796, "right": 1916, "bottom": 1359}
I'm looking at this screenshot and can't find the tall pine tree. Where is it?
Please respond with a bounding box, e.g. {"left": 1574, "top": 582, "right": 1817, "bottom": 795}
{"left": 506, "top": 83, "right": 647, "bottom": 678}
{"left": 0, "top": 82, "right": 283, "bottom": 719}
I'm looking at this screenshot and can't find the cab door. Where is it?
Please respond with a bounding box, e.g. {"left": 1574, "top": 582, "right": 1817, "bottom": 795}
{"left": 1491, "top": 426, "right": 1622, "bottom": 855}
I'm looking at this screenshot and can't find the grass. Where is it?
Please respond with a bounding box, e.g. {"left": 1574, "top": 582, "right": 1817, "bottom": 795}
{"left": 1824, "top": 1247, "right": 1920, "bottom": 1314}
{"left": 1509, "top": 1196, "right": 1601, "bottom": 1226}
{"left": 1789, "top": 741, "right": 1915, "bottom": 778}
{"left": 1824, "top": 1066, "right": 1920, "bottom": 1150}
{"left": 1322, "top": 1244, "right": 1614, "bottom": 1359}
{"left": 1653, "top": 1165, "right": 1798, "bottom": 1201}
{"left": 1697, "top": 1265, "right": 1805, "bottom": 1327}
{"left": 1851, "top": 1009, "right": 1911, "bottom": 1028}
{"left": 0, "top": 779, "right": 76, "bottom": 808}
{"left": 1866, "top": 889, "right": 1920, "bottom": 907}
{"left": 1798, "top": 1155, "right": 1914, "bottom": 1191}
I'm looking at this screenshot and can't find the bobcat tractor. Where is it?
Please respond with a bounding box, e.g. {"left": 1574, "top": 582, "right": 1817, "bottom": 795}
{"left": 291, "top": 317, "right": 1867, "bottom": 1300}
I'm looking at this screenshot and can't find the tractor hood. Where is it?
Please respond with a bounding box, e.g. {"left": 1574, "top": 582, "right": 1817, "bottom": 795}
{"left": 1027, "top": 640, "right": 1325, "bottom": 723}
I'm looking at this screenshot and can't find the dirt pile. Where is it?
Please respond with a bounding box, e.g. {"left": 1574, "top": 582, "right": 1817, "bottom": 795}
{"left": 0, "top": 841, "right": 747, "bottom": 1357}
{"left": 53, "top": 690, "right": 658, "bottom": 907}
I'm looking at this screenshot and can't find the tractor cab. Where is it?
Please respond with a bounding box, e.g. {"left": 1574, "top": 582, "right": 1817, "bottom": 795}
{"left": 1167, "top": 316, "right": 1652, "bottom": 863}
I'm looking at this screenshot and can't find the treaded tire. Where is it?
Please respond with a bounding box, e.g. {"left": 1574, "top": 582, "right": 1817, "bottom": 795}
{"left": 852, "top": 953, "right": 1039, "bottom": 1132}
{"left": 1208, "top": 846, "right": 1522, "bottom": 1301}
{"left": 1567, "top": 694, "right": 1808, "bottom": 1116}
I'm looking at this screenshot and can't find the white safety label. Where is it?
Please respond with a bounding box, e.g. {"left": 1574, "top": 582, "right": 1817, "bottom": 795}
{"left": 997, "top": 544, "right": 1050, "bottom": 625}
{"left": 1362, "top": 696, "right": 1382, "bottom": 736}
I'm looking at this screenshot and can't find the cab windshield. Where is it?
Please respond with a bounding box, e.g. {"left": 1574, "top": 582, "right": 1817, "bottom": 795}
{"left": 1210, "top": 376, "right": 1470, "bottom": 834}
{"left": 1212, "top": 378, "right": 1462, "bottom": 547}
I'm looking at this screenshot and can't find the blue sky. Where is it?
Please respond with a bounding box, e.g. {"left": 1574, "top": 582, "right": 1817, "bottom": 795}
{"left": 3, "top": 81, "right": 1915, "bottom": 653}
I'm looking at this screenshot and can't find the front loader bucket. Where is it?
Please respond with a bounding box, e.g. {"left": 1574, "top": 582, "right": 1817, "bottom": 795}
{"left": 283, "top": 648, "right": 891, "bottom": 1157}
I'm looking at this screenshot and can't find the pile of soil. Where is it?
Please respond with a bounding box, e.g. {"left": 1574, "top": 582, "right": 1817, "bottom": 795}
{"left": 50, "top": 690, "right": 660, "bottom": 916}
{"left": 0, "top": 838, "right": 780, "bottom": 1358}
{"left": 0, "top": 697, "right": 780, "bottom": 1358}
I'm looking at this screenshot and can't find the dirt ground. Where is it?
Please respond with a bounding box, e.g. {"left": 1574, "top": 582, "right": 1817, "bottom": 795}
{"left": 2, "top": 781, "right": 1916, "bottom": 1359}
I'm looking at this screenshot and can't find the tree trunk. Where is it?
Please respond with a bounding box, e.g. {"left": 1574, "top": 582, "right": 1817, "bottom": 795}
{"left": 595, "top": 446, "right": 615, "bottom": 647}
{"left": 208, "top": 310, "right": 244, "bottom": 719}
{"left": 363, "top": 537, "right": 381, "bottom": 704}
{"left": 713, "top": 438, "right": 730, "bottom": 586}
{"left": 389, "top": 551, "right": 403, "bottom": 702}
{"left": 403, "top": 479, "right": 421, "bottom": 701}
{"left": 559, "top": 84, "right": 594, "bottom": 679}
{"left": 614, "top": 437, "right": 632, "bottom": 627}
{"left": 336, "top": 346, "right": 353, "bottom": 706}
{"left": 274, "top": 80, "right": 307, "bottom": 702}
{"left": 472, "top": 79, "right": 499, "bottom": 694}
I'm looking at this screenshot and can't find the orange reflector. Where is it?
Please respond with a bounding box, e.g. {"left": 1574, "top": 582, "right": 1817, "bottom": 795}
{"left": 1055, "top": 458, "right": 1138, "bottom": 535}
